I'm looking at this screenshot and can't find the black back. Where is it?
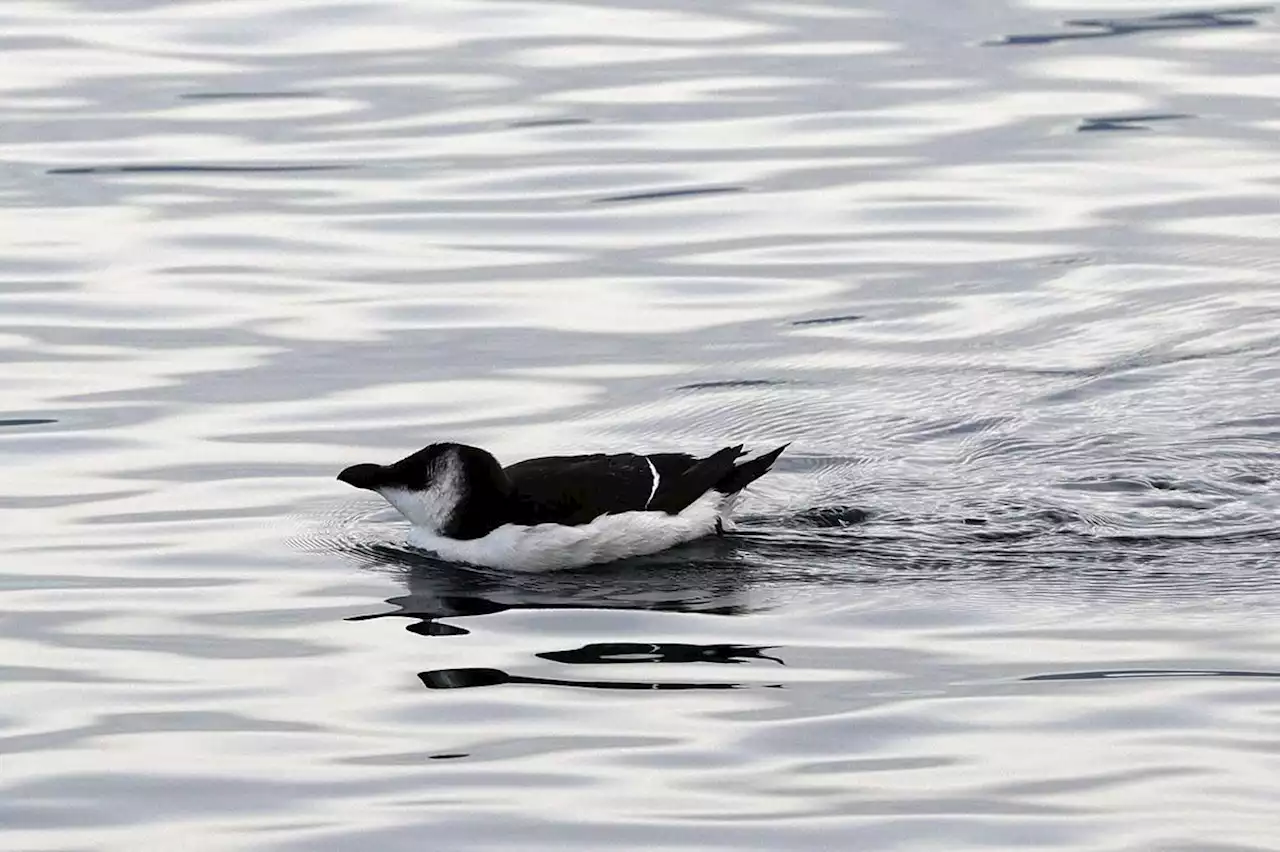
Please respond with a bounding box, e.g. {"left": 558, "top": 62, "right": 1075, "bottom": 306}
{"left": 502, "top": 453, "right": 657, "bottom": 526}
{"left": 488, "top": 443, "right": 786, "bottom": 532}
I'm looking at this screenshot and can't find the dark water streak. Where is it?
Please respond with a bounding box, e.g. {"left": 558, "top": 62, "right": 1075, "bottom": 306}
{"left": 991, "top": 5, "right": 1273, "bottom": 45}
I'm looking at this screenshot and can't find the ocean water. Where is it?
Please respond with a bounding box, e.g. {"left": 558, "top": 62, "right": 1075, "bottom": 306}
{"left": 3, "top": 1, "right": 1280, "bottom": 849}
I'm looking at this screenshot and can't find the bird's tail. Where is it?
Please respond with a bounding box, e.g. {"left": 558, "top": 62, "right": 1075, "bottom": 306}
{"left": 714, "top": 443, "right": 789, "bottom": 495}
{"left": 647, "top": 444, "right": 746, "bottom": 514}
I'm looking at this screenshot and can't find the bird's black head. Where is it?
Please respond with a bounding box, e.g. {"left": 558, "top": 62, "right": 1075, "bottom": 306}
{"left": 337, "top": 443, "right": 511, "bottom": 536}
{"left": 338, "top": 443, "right": 458, "bottom": 492}
{"left": 336, "top": 462, "right": 384, "bottom": 491}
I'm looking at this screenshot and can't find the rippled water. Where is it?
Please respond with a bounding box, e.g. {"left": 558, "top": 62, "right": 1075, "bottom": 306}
{"left": 4, "top": 1, "right": 1280, "bottom": 849}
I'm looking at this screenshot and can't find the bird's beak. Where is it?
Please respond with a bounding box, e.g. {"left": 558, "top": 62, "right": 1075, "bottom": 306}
{"left": 337, "top": 463, "right": 383, "bottom": 490}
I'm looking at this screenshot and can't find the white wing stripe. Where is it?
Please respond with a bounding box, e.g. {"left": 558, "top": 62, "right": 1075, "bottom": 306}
{"left": 644, "top": 456, "right": 660, "bottom": 509}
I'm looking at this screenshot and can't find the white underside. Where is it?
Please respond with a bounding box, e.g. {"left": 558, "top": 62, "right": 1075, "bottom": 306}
{"left": 406, "top": 491, "right": 740, "bottom": 572}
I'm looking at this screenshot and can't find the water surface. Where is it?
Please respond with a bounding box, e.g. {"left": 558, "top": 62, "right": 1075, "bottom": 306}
{"left": 3, "top": 1, "right": 1280, "bottom": 850}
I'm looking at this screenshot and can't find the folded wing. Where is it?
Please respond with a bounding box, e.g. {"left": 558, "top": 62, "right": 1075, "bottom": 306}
{"left": 504, "top": 444, "right": 787, "bottom": 526}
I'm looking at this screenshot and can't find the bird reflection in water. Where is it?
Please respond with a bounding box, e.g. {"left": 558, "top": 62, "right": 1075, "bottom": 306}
{"left": 418, "top": 642, "right": 788, "bottom": 691}
{"left": 345, "top": 538, "right": 765, "bottom": 635}
{"left": 537, "top": 642, "right": 783, "bottom": 666}
{"left": 344, "top": 540, "right": 789, "bottom": 691}
{"left": 419, "top": 667, "right": 776, "bottom": 692}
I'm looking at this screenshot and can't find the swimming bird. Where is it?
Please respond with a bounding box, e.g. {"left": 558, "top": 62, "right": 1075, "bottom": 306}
{"left": 337, "top": 442, "right": 788, "bottom": 571}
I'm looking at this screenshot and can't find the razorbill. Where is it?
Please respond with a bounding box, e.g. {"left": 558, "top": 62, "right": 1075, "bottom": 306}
{"left": 338, "top": 442, "right": 788, "bottom": 571}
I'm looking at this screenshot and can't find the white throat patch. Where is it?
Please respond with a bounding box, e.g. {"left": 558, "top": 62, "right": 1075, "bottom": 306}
{"left": 376, "top": 450, "right": 464, "bottom": 533}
